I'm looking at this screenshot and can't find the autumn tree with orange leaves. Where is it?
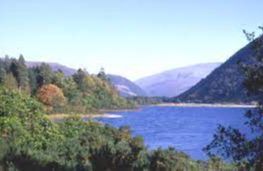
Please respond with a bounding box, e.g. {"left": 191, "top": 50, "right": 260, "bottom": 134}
{"left": 37, "top": 84, "right": 66, "bottom": 112}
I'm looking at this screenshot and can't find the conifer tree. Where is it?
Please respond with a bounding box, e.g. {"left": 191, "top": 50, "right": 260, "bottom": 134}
{"left": 34, "top": 63, "right": 53, "bottom": 88}
{"left": 0, "top": 59, "right": 6, "bottom": 84}
{"left": 17, "top": 55, "right": 30, "bottom": 92}
{"left": 73, "top": 69, "right": 87, "bottom": 91}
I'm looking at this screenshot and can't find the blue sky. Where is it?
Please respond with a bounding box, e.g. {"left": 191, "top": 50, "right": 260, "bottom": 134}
{"left": 0, "top": 0, "right": 262, "bottom": 80}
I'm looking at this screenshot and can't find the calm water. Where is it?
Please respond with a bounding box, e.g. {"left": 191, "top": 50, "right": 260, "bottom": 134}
{"left": 96, "top": 106, "right": 249, "bottom": 160}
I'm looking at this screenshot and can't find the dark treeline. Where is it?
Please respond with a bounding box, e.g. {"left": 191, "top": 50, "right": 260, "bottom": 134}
{"left": 0, "top": 55, "right": 135, "bottom": 114}
{"left": 127, "top": 96, "right": 171, "bottom": 105}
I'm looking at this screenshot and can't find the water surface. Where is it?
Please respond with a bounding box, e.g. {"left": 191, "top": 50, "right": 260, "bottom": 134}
{"left": 96, "top": 106, "right": 248, "bottom": 160}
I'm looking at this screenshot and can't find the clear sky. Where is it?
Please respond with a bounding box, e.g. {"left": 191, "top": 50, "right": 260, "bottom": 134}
{"left": 0, "top": 0, "right": 262, "bottom": 80}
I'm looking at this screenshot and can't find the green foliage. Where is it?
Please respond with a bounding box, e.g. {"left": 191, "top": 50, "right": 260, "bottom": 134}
{"left": 149, "top": 147, "right": 187, "bottom": 171}
{"left": 28, "top": 68, "right": 38, "bottom": 94}
{"left": 204, "top": 27, "right": 263, "bottom": 170}
{"left": 7, "top": 55, "right": 30, "bottom": 93}
{"left": 0, "top": 56, "right": 135, "bottom": 114}
{"left": 34, "top": 63, "right": 53, "bottom": 88}
{"left": 0, "top": 59, "right": 6, "bottom": 84}
{"left": 0, "top": 87, "right": 236, "bottom": 171}
{"left": 0, "top": 55, "right": 30, "bottom": 93}
{"left": 0, "top": 87, "right": 43, "bottom": 117}
{"left": 73, "top": 69, "right": 88, "bottom": 91}
{"left": 17, "top": 55, "right": 30, "bottom": 92}
{"left": 68, "top": 73, "right": 135, "bottom": 113}
{"left": 3, "top": 73, "right": 18, "bottom": 90}
{"left": 52, "top": 70, "right": 66, "bottom": 88}
{"left": 0, "top": 87, "right": 63, "bottom": 170}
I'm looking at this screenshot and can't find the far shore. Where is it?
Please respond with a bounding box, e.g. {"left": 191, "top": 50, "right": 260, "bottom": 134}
{"left": 46, "top": 113, "right": 123, "bottom": 121}
{"left": 156, "top": 103, "right": 256, "bottom": 108}
{"left": 46, "top": 103, "right": 256, "bottom": 121}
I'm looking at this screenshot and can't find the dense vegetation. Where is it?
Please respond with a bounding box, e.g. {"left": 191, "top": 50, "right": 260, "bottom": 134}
{"left": 0, "top": 55, "right": 135, "bottom": 114}
{"left": 204, "top": 28, "right": 263, "bottom": 170}
{"left": 0, "top": 87, "right": 237, "bottom": 171}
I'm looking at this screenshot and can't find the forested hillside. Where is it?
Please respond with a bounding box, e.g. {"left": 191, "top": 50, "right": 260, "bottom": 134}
{"left": 26, "top": 61, "right": 145, "bottom": 97}
{"left": 177, "top": 38, "right": 261, "bottom": 103}
{"left": 0, "top": 55, "right": 135, "bottom": 114}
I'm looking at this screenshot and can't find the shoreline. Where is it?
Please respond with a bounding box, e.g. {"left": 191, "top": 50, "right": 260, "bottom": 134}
{"left": 156, "top": 103, "right": 256, "bottom": 108}
{"left": 46, "top": 113, "right": 123, "bottom": 120}
{"left": 46, "top": 103, "right": 256, "bottom": 121}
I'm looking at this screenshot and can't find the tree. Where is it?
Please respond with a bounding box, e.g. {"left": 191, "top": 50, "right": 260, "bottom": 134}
{"left": 0, "top": 55, "right": 29, "bottom": 92}
{"left": 61, "top": 77, "right": 79, "bottom": 101}
{"left": 73, "top": 69, "right": 87, "bottom": 91}
{"left": 28, "top": 68, "right": 38, "bottom": 94}
{"left": 3, "top": 73, "right": 18, "bottom": 90}
{"left": 204, "top": 27, "right": 263, "bottom": 170}
{"left": 0, "top": 59, "right": 6, "bottom": 84}
{"left": 97, "top": 67, "right": 108, "bottom": 81}
{"left": 51, "top": 70, "right": 65, "bottom": 88}
{"left": 9, "top": 58, "right": 19, "bottom": 79}
{"left": 36, "top": 84, "right": 66, "bottom": 112}
{"left": 149, "top": 147, "right": 190, "bottom": 171}
{"left": 34, "top": 63, "right": 53, "bottom": 88}
{"left": 17, "top": 55, "right": 30, "bottom": 92}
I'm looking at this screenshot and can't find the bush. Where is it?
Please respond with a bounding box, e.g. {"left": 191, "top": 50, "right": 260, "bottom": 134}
{"left": 0, "top": 86, "right": 43, "bottom": 117}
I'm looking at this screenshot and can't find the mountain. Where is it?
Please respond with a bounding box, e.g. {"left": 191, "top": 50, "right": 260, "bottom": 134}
{"left": 26, "top": 61, "right": 145, "bottom": 97}
{"left": 135, "top": 63, "right": 221, "bottom": 97}
{"left": 107, "top": 74, "right": 147, "bottom": 97}
{"left": 177, "top": 40, "right": 260, "bottom": 103}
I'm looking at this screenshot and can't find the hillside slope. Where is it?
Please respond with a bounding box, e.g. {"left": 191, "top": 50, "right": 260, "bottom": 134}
{"left": 136, "top": 63, "right": 220, "bottom": 97}
{"left": 177, "top": 41, "right": 259, "bottom": 103}
{"left": 107, "top": 74, "right": 146, "bottom": 97}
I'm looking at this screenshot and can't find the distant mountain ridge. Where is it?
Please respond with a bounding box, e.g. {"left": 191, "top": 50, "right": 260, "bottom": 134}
{"left": 136, "top": 63, "right": 221, "bottom": 97}
{"left": 107, "top": 74, "right": 146, "bottom": 97}
{"left": 177, "top": 39, "right": 260, "bottom": 103}
{"left": 26, "top": 61, "right": 146, "bottom": 97}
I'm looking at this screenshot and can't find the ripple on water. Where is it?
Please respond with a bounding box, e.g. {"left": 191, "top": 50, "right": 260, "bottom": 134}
{"left": 96, "top": 106, "right": 249, "bottom": 160}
